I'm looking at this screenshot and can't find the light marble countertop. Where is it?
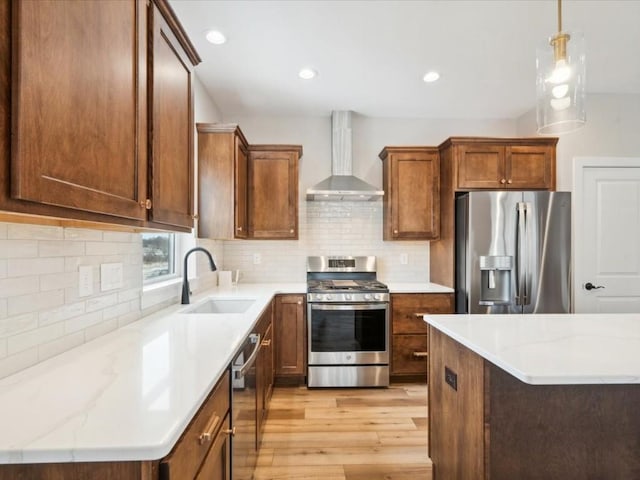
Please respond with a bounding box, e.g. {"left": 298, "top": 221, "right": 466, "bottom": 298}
{"left": 0, "top": 281, "right": 451, "bottom": 465}
{"left": 0, "top": 283, "right": 305, "bottom": 464}
{"left": 425, "top": 313, "right": 640, "bottom": 385}
{"left": 386, "top": 282, "right": 453, "bottom": 294}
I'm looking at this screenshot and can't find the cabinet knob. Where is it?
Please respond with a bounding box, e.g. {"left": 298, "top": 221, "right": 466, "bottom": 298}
{"left": 500, "top": 178, "right": 506, "bottom": 184}
{"left": 507, "top": 179, "right": 513, "bottom": 184}
{"left": 394, "top": 229, "right": 399, "bottom": 234}
{"left": 224, "top": 427, "right": 236, "bottom": 436}
{"left": 290, "top": 229, "right": 294, "bottom": 233}
{"left": 297, "top": 300, "right": 302, "bottom": 305}
{"left": 237, "top": 227, "right": 243, "bottom": 232}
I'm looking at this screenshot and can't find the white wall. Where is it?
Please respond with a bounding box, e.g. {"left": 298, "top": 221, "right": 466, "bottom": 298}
{"left": 517, "top": 93, "right": 640, "bottom": 191}
{"left": 219, "top": 114, "right": 516, "bottom": 283}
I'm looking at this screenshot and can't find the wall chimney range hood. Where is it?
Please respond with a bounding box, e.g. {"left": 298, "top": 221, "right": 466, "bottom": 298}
{"left": 306, "top": 111, "right": 384, "bottom": 201}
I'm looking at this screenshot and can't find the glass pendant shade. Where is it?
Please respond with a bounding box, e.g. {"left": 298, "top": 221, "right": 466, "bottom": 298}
{"left": 536, "top": 31, "right": 586, "bottom": 134}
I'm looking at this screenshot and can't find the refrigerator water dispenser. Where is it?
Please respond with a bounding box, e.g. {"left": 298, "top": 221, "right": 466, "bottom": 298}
{"left": 479, "top": 256, "right": 512, "bottom": 305}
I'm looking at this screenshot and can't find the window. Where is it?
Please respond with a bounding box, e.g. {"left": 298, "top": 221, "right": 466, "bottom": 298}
{"left": 142, "top": 233, "right": 177, "bottom": 283}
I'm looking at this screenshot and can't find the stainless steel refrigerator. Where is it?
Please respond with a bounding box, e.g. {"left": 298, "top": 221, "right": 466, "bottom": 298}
{"left": 456, "top": 191, "right": 571, "bottom": 314}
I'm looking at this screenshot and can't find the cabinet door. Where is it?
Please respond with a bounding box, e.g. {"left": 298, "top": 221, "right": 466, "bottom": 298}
{"left": 392, "top": 294, "right": 454, "bottom": 334}
{"left": 148, "top": 2, "right": 194, "bottom": 230}
{"left": 274, "top": 295, "right": 306, "bottom": 377}
{"left": 457, "top": 144, "right": 505, "bottom": 189}
{"left": 234, "top": 137, "right": 249, "bottom": 239}
{"left": 386, "top": 151, "right": 440, "bottom": 240}
{"left": 248, "top": 148, "right": 299, "bottom": 239}
{"left": 429, "top": 328, "right": 485, "bottom": 480}
{"left": 11, "top": 0, "right": 147, "bottom": 220}
{"left": 195, "top": 415, "right": 231, "bottom": 480}
{"left": 392, "top": 334, "right": 428, "bottom": 375}
{"left": 506, "top": 145, "right": 555, "bottom": 190}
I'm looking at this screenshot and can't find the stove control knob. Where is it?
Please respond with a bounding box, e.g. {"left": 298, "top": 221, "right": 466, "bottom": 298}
{"left": 364, "top": 294, "right": 372, "bottom": 301}
{"left": 374, "top": 293, "right": 382, "bottom": 301}
{"left": 345, "top": 294, "right": 352, "bottom": 301}
{"left": 316, "top": 294, "right": 324, "bottom": 301}
{"left": 326, "top": 294, "right": 332, "bottom": 301}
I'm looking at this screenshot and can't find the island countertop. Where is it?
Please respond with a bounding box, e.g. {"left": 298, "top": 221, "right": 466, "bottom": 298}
{"left": 0, "top": 283, "right": 305, "bottom": 464}
{"left": 424, "top": 313, "right": 640, "bottom": 385}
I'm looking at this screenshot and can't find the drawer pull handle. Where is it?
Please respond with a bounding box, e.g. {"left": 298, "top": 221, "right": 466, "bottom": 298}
{"left": 199, "top": 414, "right": 221, "bottom": 445}
{"left": 413, "top": 312, "right": 429, "bottom": 318}
{"left": 261, "top": 339, "right": 271, "bottom": 347}
{"left": 413, "top": 351, "right": 428, "bottom": 358}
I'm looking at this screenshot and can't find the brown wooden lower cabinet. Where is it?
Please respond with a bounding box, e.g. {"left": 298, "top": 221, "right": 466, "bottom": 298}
{"left": 0, "top": 371, "right": 232, "bottom": 480}
{"left": 255, "top": 302, "right": 274, "bottom": 446}
{"left": 428, "top": 327, "right": 640, "bottom": 479}
{"left": 274, "top": 294, "right": 306, "bottom": 385}
{"left": 390, "top": 293, "right": 453, "bottom": 382}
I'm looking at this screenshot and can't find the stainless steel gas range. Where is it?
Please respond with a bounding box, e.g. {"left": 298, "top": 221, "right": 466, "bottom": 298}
{"left": 306, "top": 256, "right": 390, "bottom": 388}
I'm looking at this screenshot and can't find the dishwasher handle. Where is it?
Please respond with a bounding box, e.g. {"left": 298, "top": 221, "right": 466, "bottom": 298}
{"left": 233, "top": 333, "right": 261, "bottom": 380}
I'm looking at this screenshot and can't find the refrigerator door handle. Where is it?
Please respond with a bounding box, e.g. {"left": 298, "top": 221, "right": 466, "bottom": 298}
{"left": 515, "top": 202, "right": 527, "bottom": 305}
{"left": 523, "top": 202, "right": 531, "bottom": 305}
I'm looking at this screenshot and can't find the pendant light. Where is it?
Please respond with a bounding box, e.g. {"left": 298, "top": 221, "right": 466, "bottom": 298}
{"left": 536, "top": 0, "right": 586, "bottom": 134}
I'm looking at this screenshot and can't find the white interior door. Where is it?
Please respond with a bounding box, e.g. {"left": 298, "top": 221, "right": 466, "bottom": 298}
{"left": 574, "top": 157, "right": 640, "bottom": 313}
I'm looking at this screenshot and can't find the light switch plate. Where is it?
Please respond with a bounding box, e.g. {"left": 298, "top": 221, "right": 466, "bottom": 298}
{"left": 101, "top": 263, "right": 124, "bottom": 292}
{"left": 78, "top": 265, "right": 93, "bottom": 297}
{"left": 400, "top": 253, "right": 409, "bottom": 265}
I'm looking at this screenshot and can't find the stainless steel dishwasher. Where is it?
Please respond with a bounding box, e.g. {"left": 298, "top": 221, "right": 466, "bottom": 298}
{"left": 230, "top": 332, "right": 260, "bottom": 480}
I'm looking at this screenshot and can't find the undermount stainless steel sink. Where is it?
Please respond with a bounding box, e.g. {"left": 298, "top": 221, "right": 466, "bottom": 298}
{"left": 183, "top": 298, "right": 255, "bottom": 314}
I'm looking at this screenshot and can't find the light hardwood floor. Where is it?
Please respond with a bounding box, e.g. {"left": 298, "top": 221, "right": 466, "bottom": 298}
{"left": 254, "top": 384, "right": 432, "bottom": 480}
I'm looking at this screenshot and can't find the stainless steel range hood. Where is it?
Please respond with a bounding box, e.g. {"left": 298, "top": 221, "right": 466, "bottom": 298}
{"left": 306, "top": 111, "right": 384, "bottom": 201}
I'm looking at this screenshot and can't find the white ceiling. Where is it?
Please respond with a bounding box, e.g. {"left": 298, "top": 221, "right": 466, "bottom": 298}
{"left": 170, "top": 0, "right": 640, "bottom": 120}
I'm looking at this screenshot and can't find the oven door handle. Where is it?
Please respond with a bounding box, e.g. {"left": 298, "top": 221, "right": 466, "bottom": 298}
{"left": 233, "top": 333, "right": 261, "bottom": 379}
{"left": 310, "top": 303, "right": 388, "bottom": 311}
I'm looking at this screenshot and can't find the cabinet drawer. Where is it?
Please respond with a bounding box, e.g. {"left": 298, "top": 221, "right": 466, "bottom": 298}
{"left": 195, "top": 414, "right": 231, "bottom": 480}
{"left": 161, "top": 369, "right": 230, "bottom": 480}
{"left": 392, "top": 334, "right": 428, "bottom": 375}
{"left": 392, "top": 294, "right": 453, "bottom": 334}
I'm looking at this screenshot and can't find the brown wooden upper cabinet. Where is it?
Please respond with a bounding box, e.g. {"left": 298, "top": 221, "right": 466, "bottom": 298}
{"left": 379, "top": 147, "right": 440, "bottom": 240}
{"left": 197, "top": 129, "right": 302, "bottom": 240}
{"left": 2, "top": 0, "right": 199, "bottom": 231}
{"left": 448, "top": 138, "right": 557, "bottom": 191}
{"left": 248, "top": 145, "right": 301, "bottom": 240}
{"left": 197, "top": 124, "right": 250, "bottom": 239}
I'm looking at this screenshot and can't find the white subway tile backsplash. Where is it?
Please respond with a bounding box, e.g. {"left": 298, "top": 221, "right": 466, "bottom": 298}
{"left": 85, "top": 293, "right": 119, "bottom": 313}
{"left": 85, "top": 241, "right": 132, "bottom": 256}
{"left": 84, "top": 318, "right": 118, "bottom": 342}
{"left": 0, "top": 240, "right": 38, "bottom": 259}
{"left": 64, "top": 311, "right": 104, "bottom": 334}
{"left": 8, "top": 290, "right": 65, "bottom": 317}
{"left": 0, "top": 259, "right": 6, "bottom": 279}
{"left": 64, "top": 228, "right": 103, "bottom": 241}
{"left": 117, "top": 310, "right": 141, "bottom": 328}
{"left": 7, "top": 322, "right": 65, "bottom": 355}
{"left": 103, "top": 301, "right": 131, "bottom": 321}
{"left": 102, "top": 231, "right": 137, "bottom": 243}
{"left": 0, "top": 299, "right": 6, "bottom": 319}
{"left": 0, "top": 338, "right": 6, "bottom": 358}
{"left": 0, "top": 313, "right": 37, "bottom": 337}
{"left": 0, "top": 347, "right": 38, "bottom": 379}
{"left": 38, "top": 331, "right": 84, "bottom": 363}
{"left": 0, "top": 223, "right": 7, "bottom": 239}
{"left": 38, "top": 302, "right": 85, "bottom": 327}
{"left": 7, "top": 257, "right": 65, "bottom": 277}
{"left": 0, "top": 275, "right": 40, "bottom": 298}
{"left": 8, "top": 224, "right": 63, "bottom": 240}
{"left": 38, "top": 240, "right": 86, "bottom": 257}
{"left": 40, "top": 271, "right": 76, "bottom": 292}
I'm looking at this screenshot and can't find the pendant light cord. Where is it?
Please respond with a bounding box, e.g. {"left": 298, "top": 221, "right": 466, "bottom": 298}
{"left": 557, "top": 0, "right": 562, "bottom": 33}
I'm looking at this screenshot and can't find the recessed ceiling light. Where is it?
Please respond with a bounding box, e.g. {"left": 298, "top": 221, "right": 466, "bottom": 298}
{"left": 423, "top": 71, "right": 440, "bottom": 83}
{"left": 205, "top": 30, "right": 226, "bottom": 45}
{"left": 298, "top": 68, "right": 317, "bottom": 80}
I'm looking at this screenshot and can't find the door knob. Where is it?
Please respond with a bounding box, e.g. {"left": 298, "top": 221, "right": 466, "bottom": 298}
{"left": 584, "top": 282, "right": 605, "bottom": 291}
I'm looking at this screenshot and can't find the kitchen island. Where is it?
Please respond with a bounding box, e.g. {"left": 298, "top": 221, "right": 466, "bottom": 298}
{"left": 425, "top": 313, "right": 640, "bottom": 479}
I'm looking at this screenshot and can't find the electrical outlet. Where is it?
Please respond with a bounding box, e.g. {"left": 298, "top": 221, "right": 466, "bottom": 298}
{"left": 400, "top": 253, "right": 409, "bottom": 265}
{"left": 78, "top": 265, "right": 93, "bottom": 297}
{"left": 100, "top": 263, "right": 124, "bottom": 291}
{"left": 253, "top": 253, "right": 261, "bottom": 265}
